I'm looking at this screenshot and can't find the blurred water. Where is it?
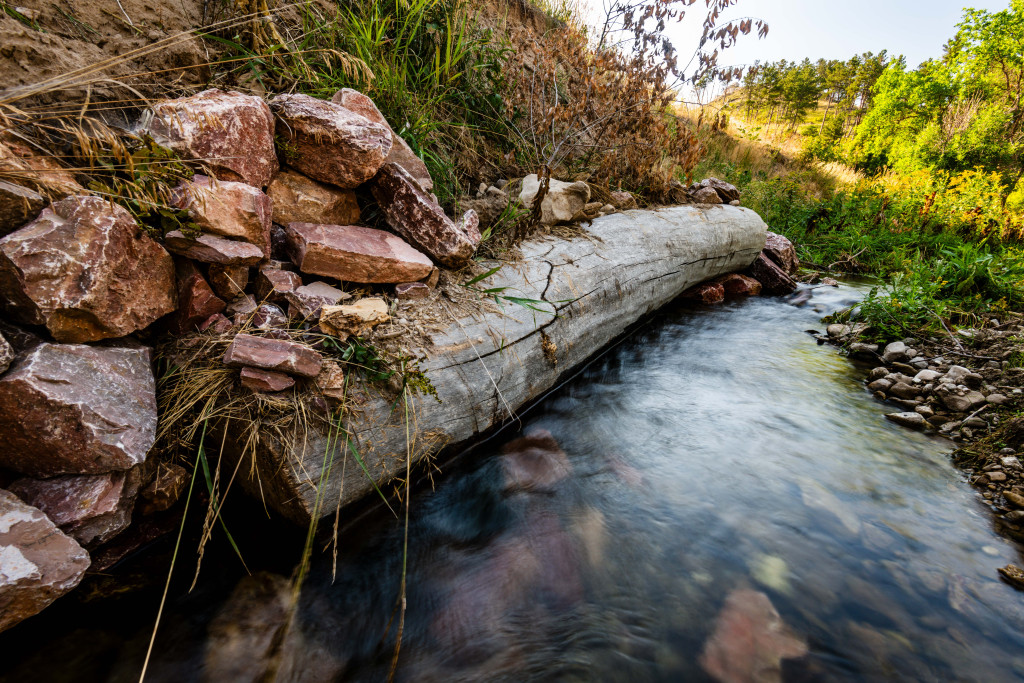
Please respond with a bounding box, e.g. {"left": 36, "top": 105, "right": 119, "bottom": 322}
{"left": 3, "top": 283, "right": 1024, "bottom": 682}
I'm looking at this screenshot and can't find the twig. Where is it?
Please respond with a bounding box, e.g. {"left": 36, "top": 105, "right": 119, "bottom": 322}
{"left": 932, "top": 309, "right": 966, "bottom": 353}
{"left": 114, "top": 0, "right": 134, "bottom": 26}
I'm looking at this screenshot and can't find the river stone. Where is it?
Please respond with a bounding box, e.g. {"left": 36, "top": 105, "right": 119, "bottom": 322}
{"left": 284, "top": 222, "right": 433, "bottom": 284}
{"left": 882, "top": 341, "right": 908, "bottom": 364}
{"left": 172, "top": 175, "right": 272, "bottom": 257}
{"left": 0, "top": 344, "right": 157, "bottom": 477}
{"left": 744, "top": 253, "right": 797, "bottom": 295}
{"left": 145, "top": 89, "right": 278, "bottom": 188}
{"left": 519, "top": 174, "right": 591, "bottom": 225}
{"left": 7, "top": 469, "right": 141, "bottom": 547}
{"left": 0, "top": 489, "right": 90, "bottom": 633}
{"left": 266, "top": 170, "right": 361, "bottom": 227}
{"left": 886, "top": 412, "right": 927, "bottom": 429}
{"left": 0, "top": 180, "right": 46, "bottom": 236}
{"left": 1005, "top": 491, "right": 1024, "bottom": 509}
{"left": 867, "top": 378, "right": 893, "bottom": 393}
{"left": 889, "top": 381, "right": 920, "bottom": 400}
{"left": 763, "top": 231, "right": 799, "bottom": 275}
{"left": 331, "top": 88, "right": 433, "bottom": 192}
{"left": 269, "top": 94, "right": 392, "bottom": 189}
{"left": 0, "top": 196, "right": 176, "bottom": 342}
{"left": 915, "top": 369, "right": 942, "bottom": 383}
{"left": 369, "top": 163, "right": 481, "bottom": 268}
{"left": 223, "top": 333, "right": 322, "bottom": 378}
{"left": 240, "top": 367, "right": 295, "bottom": 393}
{"left": 164, "top": 231, "right": 265, "bottom": 266}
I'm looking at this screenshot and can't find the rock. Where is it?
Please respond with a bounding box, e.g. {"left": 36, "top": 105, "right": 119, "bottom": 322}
{"left": 744, "top": 253, "right": 797, "bottom": 295}
{"left": 938, "top": 387, "right": 987, "bottom": 412}
{"left": 208, "top": 264, "right": 249, "bottom": 300}
{"left": 886, "top": 412, "right": 927, "bottom": 429}
{"left": 0, "top": 196, "right": 176, "bottom": 343}
{"left": 713, "top": 273, "right": 762, "bottom": 297}
{"left": 943, "top": 365, "right": 971, "bottom": 384}
{"left": 0, "top": 344, "right": 156, "bottom": 477}
{"left": 164, "top": 231, "right": 265, "bottom": 266}
{"left": 0, "top": 139, "right": 83, "bottom": 202}
{"left": 882, "top": 341, "right": 908, "bottom": 364}
{"left": 762, "top": 231, "right": 799, "bottom": 275}
{"left": 170, "top": 262, "right": 225, "bottom": 334}
{"left": 369, "top": 163, "right": 481, "bottom": 268}
{"left": 889, "top": 381, "right": 921, "bottom": 400}
{"left": 915, "top": 369, "right": 942, "bottom": 383}
{"left": 681, "top": 282, "right": 726, "bottom": 304}
{"left": 331, "top": 88, "right": 433, "bottom": 192}
{"left": 519, "top": 174, "right": 591, "bottom": 225}
{"left": 284, "top": 222, "right": 433, "bottom": 284}
{"left": 867, "top": 378, "right": 893, "bottom": 393}
{"left": 0, "top": 332, "right": 12, "bottom": 375}
{"left": 827, "top": 324, "right": 849, "bottom": 339}
{"left": 0, "top": 180, "right": 46, "bottom": 236}
{"left": 266, "top": 170, "right": 360, "bottom": 228}
{"left": 240, "top": 367, "right": 295, "bottom": 393}
{"left": 139, "top": 462, "right": 189, "bottom": 515}
{"left": 284, "top": 282, "right": 349, "bottom": 321}
{"left": 699, "top": 589, "right": 808, "bottom": 683}
{"left": 999, "top": 564, "right": 1024, "bottom": 590}
{"left": 690, "top": 186, "right": 722, "bottom": 204}
{"left": 319, "top": 298, "right": 390, "bottom": 340}
{"left": 239, "top": 303, "right": 288, "bottom": 331}
{"left": 460, "top": 193, "right": 510, "bottom": 231}
{"left": 609, "top": 191, "right": 637, "bottom": 210}
{"left": 988, "top": 471, "right": 1007, "bottom": 482}
{"left": 583, "top": 201, "right": 604, "bottom": 217}
{"left": 199, "top": 313, "right": 233, "bottom": 335}
{"left": 223, "top": 334, "right": 322, "bottom": 378}
{"left": 269, "top": 93, "right": 392, "bottom": 189}
{"left": 254, "top": 267, "right": 302, "bottom": 303}
{"left": 395, "top": 282, "right": 430, "bottom": 300}
{"left": 700, "top": 177, "right": 741, "bottom": 203}
{"left": 1001, "top": 456, "right": 1021, "bottom": 469}
{"left": 987, "top": 393, "right": 1008, "bottom": 405}
{"left": 7, "top": 469, "right": 141, "bottom": 546}
{"left": 172, "top": 175, "right": 273, "bottom": 257}
{"left": 0, "top": 489, "right": 90, "bottom": 633}
{"left": 915, "top": 404, "right": 935, "bottom": 419}
{"left": 868, "top": 367, "right": 888, "bottom": 381}
{"left": 848, "top": 343, "right": 879, "bottom": 358}
{"left": 145, "top": 89, "right": 278, "bottom": 187}
{"left": 1005, "top": 491, "right": 1024, "bottom": 509}
{"left": 316, "top": 360, "right": 346, "bottom": 402}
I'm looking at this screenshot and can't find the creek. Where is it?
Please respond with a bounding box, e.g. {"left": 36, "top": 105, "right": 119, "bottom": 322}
{"left": 3, "top": 283, "right": 1024, "bottom": 682}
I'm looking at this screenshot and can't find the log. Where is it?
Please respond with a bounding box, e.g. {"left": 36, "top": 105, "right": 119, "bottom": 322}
{"left": 226, "top": 205, "right": 767, "bottom": 523}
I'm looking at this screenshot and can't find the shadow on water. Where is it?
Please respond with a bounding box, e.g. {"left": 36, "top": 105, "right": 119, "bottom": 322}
{"left": 3, "top": 284, "right": 1024, "bottom": 682}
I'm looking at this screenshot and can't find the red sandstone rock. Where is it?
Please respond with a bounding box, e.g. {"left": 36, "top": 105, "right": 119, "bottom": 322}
{"left": 240, "top": 366, "right": 296, "bottom": 393}
{"left": 223, "top": 334, "right": 322, "bottom": 378}
{"left": 395, "top": 282, "right": 430, "bottom": 300}
{"left": 171, "top": 262, "right": 226, "bottom": 334}
{"left": 500, "top": 430, "right": 572, "bottom": 493}
{"left": 681, "top": 282, "right": 726, "bottom": 304}
{"left": 0, "top": 489, "right": 90, "bottom": 633}
{"left": 0, "top": 344, "right": 157, "bottom": 477}
{"left": 254, "top": 267, "right": 302, "bottom": 303}
{"left": 140, "top": 462, "right": 190, "bottom": 515}
{"left": 284, "top": 281, "right": 349, "bottom": 320}
{"left": 241, "top": 304, "right": 288, "bottom": 331}
{"left": 284, "top": 222, "right": 433, "bottom": 284}
{"left": 699, "top": 177, "right": 741, "bottom": 203}
{"left": 0, "top": 138, "right": 84, "bottom": 202}
{"left": 199, "top": 313, "right": 233, "bottom": 335}
{"left": 8, "top": 468, "right": 141, "bottom": 547}
{"left": 164, "top": 230, "right": 265, "bottom": 265}
{"left": 269, "top": 94, "right": 392, "bottom": 189}
{"left": 609, "top": 190, "right": 637, "bottom": 210}
{"left": 208, "top": 264, "right": 250, "bottom": 299}
{"left": 146, "top": 89, "right": 278, "bottom": 187}
{"left": 763, "top": 231, "right": 799, "bottom": 275}
{"left": 713, "top": 273, "right": 763, "bottom": 298}
{"left": 315, "top": 360, "right": 346, "bottom": 402}
{"left": 331, "top": 88, "right": 434, "bottom": 192}
{"left": 745, "top": 253, "right": 797, "bottom": 295}
{"left": 0, "top": 180, "right": 46, "bottom": 236}
{"left": 172, "top": 175, "right": 273, "bottom": 257}
{"left": 0, "top": 196, "right": 176, "bottom": 342}
{"left": 266, "top": 170, "right": 361, "bottom": 227}
{"left": 690, "top": 186, "right": 722, "bottom": 204}
{"left": 370, "top": 163, "right": 481, "bottom": 268}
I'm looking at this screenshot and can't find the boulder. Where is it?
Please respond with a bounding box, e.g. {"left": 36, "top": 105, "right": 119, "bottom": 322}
{"left": 254, "top": 267, "right": 303, "bottom": 303}
{"left": 144, "top": 89, "right": 278, "bottom": 187}
{"left": 763, "top": 231, "right": 799, "bottom": 275}
{"left": 223, "top": 334, "right": 322, "bottom": 378}
{"left": 744, "top": 253, "right": 797, "bottom": 295}
{"left": 164, "top": 231, "right": 265, "bottom": 266}
{"left": 690, "top": 186, "right": 722, "bottom": 204}
{"left": 139, "top": 462, "right": 190, "bottom": 515}
{"left": 699, "top": 177, "right": 741, "bottom": 203}
{"left": 681, "top": 282, "right": 726, "bottom": 304}
{"left": 269, "top": 94, "right": 392, "bottom": 189}
{"left": 0, "top": 180, "right": 46, "bottom": 236}
{"left": 0, "top": 332, "right": 12, "bottom": 375}
{"left": 331, "top": 88, "right": 433, "bottom": 192}
{"left": 171, "top": 262, "right": 226, "bottom": 335}
{"left": 208, "top": 264, "right": 249, "bottom": 300}
{"left": 395, "top": 282, "right": 430, "bottom": 300}
{"left": 240, "top": 367, "right": 295, "bottom": 393}
{"left": 319, "top": 298, "right": 390, "bottom": 340}
{"left": 713, "top": 273, "right": 762, "bottom": 298}
{"left": 284, "top": 282, "right": 349, "bottom": 321}
{"left": 172, "top": 175, "right": 273, "bottom": 257}
{"left": 7, "top": 469, "right": 141, "bottom": 547}
{"left": 0, "top": 196, "right": 176, "bottom": 343}
{"left": 266, "top": 170, "right": 360, "bottom": 227}
{"left": 0, "top": 489, "right": 90, "bottom": 633}
{"left": 519, "top": 174, "right": 590, "bottom": 225}
{"left": 0, "top": 344, "right": 157, "bottom": 477}
{"left": 369, "top": 163, "right": 480, "bottom": 268}
{"left": 284, "top": 222, "right": 433, "bottom": 284}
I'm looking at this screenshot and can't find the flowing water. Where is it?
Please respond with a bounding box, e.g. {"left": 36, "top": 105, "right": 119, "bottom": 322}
{"left": 3, "top": 283, "right": 1024, "bottom": 682}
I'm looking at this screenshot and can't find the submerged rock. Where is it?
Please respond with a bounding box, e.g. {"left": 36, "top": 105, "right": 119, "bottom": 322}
{"left": 0, "top": 344, "right": 157, "bottom": 477}
{"left": 0, "top": 196, "right": 176, "bottom": 342}
{"left": 0, "top": 489, "right": 90, "bottom": 633}
{"left": 284, "top": 222, "right": 433, "bottom": 284}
